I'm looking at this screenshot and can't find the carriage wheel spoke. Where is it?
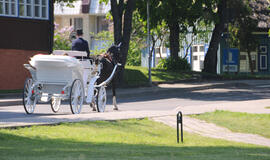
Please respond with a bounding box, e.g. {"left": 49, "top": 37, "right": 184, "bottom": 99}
{"left": 70, "top": 79, "right": 83, "bottom": 114}
{"left": 23, "top": 78, "right": 37, "bottom": 114}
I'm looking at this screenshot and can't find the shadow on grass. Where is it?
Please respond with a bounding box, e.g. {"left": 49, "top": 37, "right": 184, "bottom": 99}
{"left": 124, "top": 68, "right": 149, "bottom": 87}
{"left": 0, "top": 131, "right": 270, "bottom": 160}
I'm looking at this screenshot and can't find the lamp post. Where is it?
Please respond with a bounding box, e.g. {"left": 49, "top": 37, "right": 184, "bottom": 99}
{"left": 147, "top": 0, "right": 152, "bottom": 85}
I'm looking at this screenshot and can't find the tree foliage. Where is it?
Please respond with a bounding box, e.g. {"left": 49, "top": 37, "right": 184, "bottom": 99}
{"left": 202, "top": 0, "right": 269, "bottom": 74}
{"left": 228, "top": 0, "right": 260, "bottom": 74}
{"left": 137, "top": 0, "right": 204, "bottom": 61}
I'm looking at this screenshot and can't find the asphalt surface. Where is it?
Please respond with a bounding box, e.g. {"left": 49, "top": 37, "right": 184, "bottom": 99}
{"left": 1, "top": 79, "right": 270, "bottom": 127}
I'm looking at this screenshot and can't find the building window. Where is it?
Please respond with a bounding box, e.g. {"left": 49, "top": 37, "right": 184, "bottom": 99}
{"left": 240, "top": 55, "right": 246, "bottom": 60}
{"left": 155, "top": 48, "right": 160, "bottom": 54}
{"left": 0, "top": 0, "right": 17, "bottom": 16}
{"left": 259, "top": 45, "right": 267, "bottom": 53}
{"left": 199, "top": 46, "right": 204, "bottom": 52}
{"left": 74, "top": 18, "right": 83, "bottom": 30}
{"left": 1, "top": 0, "right": 48, "bottom": 19}
{"left": 260, "top": 54, "right": 267, "bottom": 70}
{"left": 192, "top": 46, "right": 198, "bottom": 53}
{"left": 33, "top": 0, "right": 47, "bottom": 18}
{"left": 97, "top": 16, "right": 108, "bottom": 33}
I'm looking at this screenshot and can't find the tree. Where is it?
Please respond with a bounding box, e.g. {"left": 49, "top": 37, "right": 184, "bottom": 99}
{"left": 137, "top": 0, "right": 204, "bottom": 60}
{"left": 202, "top": 0, "right": 269, "bottom": 74}
{"left": 109, "top": 0, "right": 136, "bottom": 66}
{"left": 131, "top": 10, "right": 169, "bottom": 60}
{"left": 179, "top": 21, "right": 212, "bottom": 59}
{"left": 203, "top": 0, "right": 227, "bottom": 74}
{"left": 228, "top": 0, "right": 270, "bottom": 74}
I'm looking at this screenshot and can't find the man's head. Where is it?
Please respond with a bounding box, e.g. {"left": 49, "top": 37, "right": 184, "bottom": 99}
{"left": 76, "top": 29, "right": 83, "bottom": 36}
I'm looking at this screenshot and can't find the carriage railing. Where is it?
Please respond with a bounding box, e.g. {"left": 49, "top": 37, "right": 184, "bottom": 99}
{"left": 95, "top": 63, "right": 120, "bottom": 88}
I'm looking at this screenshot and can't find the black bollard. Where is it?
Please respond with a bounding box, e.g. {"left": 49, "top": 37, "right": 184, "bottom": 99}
{"left": 177, "top": 111, "right": 183, "bottom": 143}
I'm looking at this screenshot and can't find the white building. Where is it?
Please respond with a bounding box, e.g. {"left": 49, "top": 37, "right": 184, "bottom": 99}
{"left": 54, "top": 0, "right": 111, "bottom": 50}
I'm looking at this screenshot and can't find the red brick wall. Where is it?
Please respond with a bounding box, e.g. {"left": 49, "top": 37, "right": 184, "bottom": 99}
{"left": 0, "top": 49, "right": 48, "bottom": 90}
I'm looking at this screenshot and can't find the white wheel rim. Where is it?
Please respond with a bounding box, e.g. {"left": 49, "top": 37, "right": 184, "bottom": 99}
{"left": 52, "top": 98, "right": 61, "bottom": 112}
{"left": 98, "top": 86, "right": 106, "bottom": 112}
{"left": 23, "top": 78, "right": 36, "bottom": 114}
{"left": 70, "top": 80, "right": 83, "bottom": 114}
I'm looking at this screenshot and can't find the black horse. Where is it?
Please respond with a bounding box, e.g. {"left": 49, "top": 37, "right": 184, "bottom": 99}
{"left": 89, "top": 43, "right": 121, "bottom": 111}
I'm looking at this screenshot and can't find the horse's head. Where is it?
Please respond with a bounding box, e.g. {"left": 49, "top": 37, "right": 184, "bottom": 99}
{"left": 107, "top": 43, "right": 121, "bottom": 65}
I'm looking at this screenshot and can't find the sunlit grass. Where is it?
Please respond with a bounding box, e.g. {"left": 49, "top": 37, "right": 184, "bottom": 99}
{"left": 191, "top": 110, "right": 270, "bottom": 139}
{"left": 0, "top": 119, "right": 269, "bottom": 160}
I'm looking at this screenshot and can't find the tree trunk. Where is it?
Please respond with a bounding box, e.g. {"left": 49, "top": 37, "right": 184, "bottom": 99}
{"left": 246, "top": 50, "right": 254, "bottom": 74}
{"left": 121, "top": 0, "right": 135, "bottom": 66}
{"left": 203, "top": 23, "right": 224, "bottom": 73}
{"left": 110, "top": 0, "right": 135, "bottom": 83}
{"left": 110, "top": 0, "right": 123, "bottom": 44}
{"left": 203, "top": 0, "right": 226, "bottom": 74}
{"left": 168, "top": 21, "right": 180, "bottom": 59}
{"left": 110, "top": 0, "right": 135, "bottom": 66}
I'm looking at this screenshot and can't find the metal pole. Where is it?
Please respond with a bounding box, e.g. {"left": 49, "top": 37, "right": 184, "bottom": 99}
{"left": 177, "top": 111, "right": 183, "bottom": 143}
{"left": 147, "top": 0, "right": 152, "bottom": 85}
{"left": 177, "top": 114, "right": 179, "bottom": 143}
{"left": 180, "top": 112, "right": 183, "bottom": 143}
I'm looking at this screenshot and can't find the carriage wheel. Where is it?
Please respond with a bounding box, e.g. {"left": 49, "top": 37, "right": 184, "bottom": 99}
{"left": 50, "top": 97, "right": 61, "bottom": 113}
{"left": 96, "top": 86, "right": 107, "bottom": 112}
{"left": 69, "top": 79, "right": 84, "bottom": 114}
{"left": 22, "top": 78, "right": 37, "bottom": 114}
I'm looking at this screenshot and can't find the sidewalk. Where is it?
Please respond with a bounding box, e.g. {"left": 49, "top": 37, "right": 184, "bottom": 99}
{"left": 153, "top": 116, "right": 270, "bottom": 147}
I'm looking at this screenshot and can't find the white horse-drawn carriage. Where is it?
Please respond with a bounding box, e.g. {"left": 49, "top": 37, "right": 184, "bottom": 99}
{"left": 23, "top": 50, "right": 119, "bottom": 114}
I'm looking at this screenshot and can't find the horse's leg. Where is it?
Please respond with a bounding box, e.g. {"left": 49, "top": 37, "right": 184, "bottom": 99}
{"left": 90, "top": 102, "right": 96, "bottom": 111}
{"left": 112, "top": 78, "right": 118, "bottom": 110}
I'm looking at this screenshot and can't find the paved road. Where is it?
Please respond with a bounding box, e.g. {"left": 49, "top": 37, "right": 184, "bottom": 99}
{"left": 1, "top": 79, "right": 270, "bottom": 127}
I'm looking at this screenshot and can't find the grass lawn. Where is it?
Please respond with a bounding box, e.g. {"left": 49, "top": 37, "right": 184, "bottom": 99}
{"left": 0, "top": 119, "right": 270, "bottom": 160}
{"left": 0, "top": 89, "right": 22, "bottom": 94}
{"left": 190, "top": 110, "right": 270, "bottom": 139}
{"left": 124, "top": 66, "right": 193, "bottom": 86}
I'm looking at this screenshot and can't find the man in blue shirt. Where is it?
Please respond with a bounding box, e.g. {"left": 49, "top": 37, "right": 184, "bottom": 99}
{"left": 72, "top": 29, "right": 90, "bottom": 57}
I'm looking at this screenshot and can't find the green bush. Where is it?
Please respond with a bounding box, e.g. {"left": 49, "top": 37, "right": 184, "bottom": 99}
{"left": 90, "top": 31, "right": 114, "bottom": 55}
{"left": 89, "top": 31, "right": 141, "bottom": 66}
{"left": 126, "top": 40, "right": 141, "bottom": 66}
{"left": 156, "top": 57, "right": 191, "bottom": 71}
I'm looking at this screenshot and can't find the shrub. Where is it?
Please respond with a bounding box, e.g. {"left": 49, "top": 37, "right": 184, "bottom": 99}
{"left": 126, "top": 40, "right": 141, "bottom": 66}
{"left": 53, "top": 24, "right": 73, "bottom": 50}
{"left": 156, "top": 57, "right": 191, "bottom": 71}
{"left": 90, "top": 31, "right": 114, "bottom": 55}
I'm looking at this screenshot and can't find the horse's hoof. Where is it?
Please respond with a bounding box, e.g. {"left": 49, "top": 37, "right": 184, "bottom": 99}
{"left": 90, "top": 103, "right": 97, "bottom": 111}
{"left": 113, "top": 107, "right": 118, "bottom": 111}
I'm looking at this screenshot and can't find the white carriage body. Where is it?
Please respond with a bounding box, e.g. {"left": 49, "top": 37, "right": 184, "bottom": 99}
{"left": 30, "top": 55, "right": 83, "bottom": 83}
{"left": 23, "top": 49, "right": 118, "bottom": 114}
{"left": 29, "top": 55, "right": 84, "bottom": 95}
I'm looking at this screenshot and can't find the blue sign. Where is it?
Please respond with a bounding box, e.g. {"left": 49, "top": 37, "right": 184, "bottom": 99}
{"left": 222, "top": 48, "right": 239, "bottom": 72}
{"left": 223, "top": 48, "right": 239, "bottom": 65}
